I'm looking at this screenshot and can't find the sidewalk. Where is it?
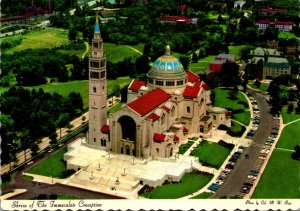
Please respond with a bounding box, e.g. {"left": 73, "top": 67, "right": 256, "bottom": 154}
{"left": 0, "top": 189, "right": 27, "bottom": 200}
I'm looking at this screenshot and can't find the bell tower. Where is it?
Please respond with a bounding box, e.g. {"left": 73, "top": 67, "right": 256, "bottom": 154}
{"left": 88, "top": 16, "right": 107, "bottom": 146}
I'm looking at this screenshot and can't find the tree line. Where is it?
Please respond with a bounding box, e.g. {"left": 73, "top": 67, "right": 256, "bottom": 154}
{"left": 1, "top": 44, "right": 88, "bottom": 87}
{"left": 0, "top": 86, "right": 84, "bottom": 165}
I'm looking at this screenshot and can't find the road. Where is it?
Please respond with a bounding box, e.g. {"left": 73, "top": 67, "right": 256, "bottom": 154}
{"left": 1, "top": 96, "right": 121, "bottom": 175}
{"left": 212, "top": 88, "right": 274, "bottom": 198}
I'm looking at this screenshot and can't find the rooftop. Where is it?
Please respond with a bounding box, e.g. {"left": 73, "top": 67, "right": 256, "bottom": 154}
{"left": 128, "top": 80, "right": 146, "bottom": 91}
{"left": 127, "top": 88, "right": 170, "bottom": 116}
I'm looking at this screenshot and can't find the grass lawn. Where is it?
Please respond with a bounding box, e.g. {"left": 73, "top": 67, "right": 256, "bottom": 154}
{"left": 230, "top": 121, "right": 244, "bottom": 132}
{"left": 103, "top": 43, "right": 142, "bottom": 63}
{"left": 141, "top": 173, "right": 212, "bottom": 199}
{"left": 108, "top": 102, "right": 123, "bottom": 115}
{"left": 189, "top": 55, "right": 216, "bottom": 73}
{"left": 25, "top": 77, "right": 132, "bottom": 109}
{"left": 248, "top": 82, "right": 269, "bottom": 92}
{"left": 191, "top": 140, "right": 232, "bottom": 169}
{"left": 191, "top": 191, "right": 214, "bottom": 199}
{"left": 229, "top": 45, "right": 246, "bottom": 60}
{"left": 179, "top": 141, "right": 194, "bottom": 154}
{"left": 213, "top": 88, "right": 250, "bottom": 125}
{"left": 276, "top": 120, "right": 300, "bottom": 150}
{"left": 281, "top": 106, "right": 300, "bottom": 124}
{"left": 2, "top": 28, "right": 69, "bottom": 54}
{"left": 252, "top": 149, "right": 300, "bottom": 199}
{"left": 26, "top": 147, "right": 67, "bottom": 178}
{"left": 278, "top": 32, "right": 299, "bottom": 39}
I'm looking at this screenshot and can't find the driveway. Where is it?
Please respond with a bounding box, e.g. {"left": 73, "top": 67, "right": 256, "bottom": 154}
{"left": 212, "top": 88, "right": 274, "bottom": 198}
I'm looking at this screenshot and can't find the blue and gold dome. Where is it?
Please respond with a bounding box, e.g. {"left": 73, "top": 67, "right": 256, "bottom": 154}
{"left": 147, "top": 46, "right": 187, "bottom": 79}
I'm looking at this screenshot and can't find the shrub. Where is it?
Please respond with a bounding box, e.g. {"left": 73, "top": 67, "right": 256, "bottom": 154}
{"left": 60, "top": 169, "right": 75, "bottom": 178}
{"left": 138, "top": 184, "right": 149, "bottom": 195}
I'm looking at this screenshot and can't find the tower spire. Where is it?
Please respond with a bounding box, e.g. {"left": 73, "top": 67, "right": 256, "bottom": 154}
{"left": 94, "top": 15, "right": 100, "bottom": 33}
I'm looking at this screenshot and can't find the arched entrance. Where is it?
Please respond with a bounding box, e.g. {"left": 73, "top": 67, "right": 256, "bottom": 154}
{"left": 118, "top": 115, "right": 137, "bottom": 156}
{"left": 125, "top": 145, "right": 130, "bottom": 155}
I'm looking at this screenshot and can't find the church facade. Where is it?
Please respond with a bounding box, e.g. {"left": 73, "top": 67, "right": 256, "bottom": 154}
{"left": 87, "top": 18, "right": 231, "bottom": 158}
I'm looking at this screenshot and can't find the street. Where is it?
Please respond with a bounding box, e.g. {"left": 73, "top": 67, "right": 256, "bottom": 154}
{"left": 212, "top": 89, "right": 274, "bottom": 198}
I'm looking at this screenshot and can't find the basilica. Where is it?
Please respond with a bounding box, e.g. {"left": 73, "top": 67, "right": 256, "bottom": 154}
{"left": 86, "top": 17, "right": 231, "bottom": 159}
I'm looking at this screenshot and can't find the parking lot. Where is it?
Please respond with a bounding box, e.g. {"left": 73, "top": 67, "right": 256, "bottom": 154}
{"left": 212, "top": 89, "right": 275, "bottom": 198}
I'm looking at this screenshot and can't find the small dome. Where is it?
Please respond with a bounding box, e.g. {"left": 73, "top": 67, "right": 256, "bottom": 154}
{"left": 147, "top": 46, "right": 187, "bottom": 79}
{"left": 140, "top": 86, "right": 148, "bottom": 91}
{"left": 173, "top": 89, "right": 181, "bottom": 95}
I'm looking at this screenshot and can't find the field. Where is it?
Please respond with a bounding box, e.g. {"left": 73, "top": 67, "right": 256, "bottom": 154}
{"left": 252, "top": 149, "right": 300, "bottom": 198}
{"left": 213, "top": 88, "right": 250, "bottom": 125}
{"left": 103, "top": 43, "right": 143, "bottom": 63}
{"left": 191, "top": 140, "right": 232, "bottom": 168}
{"left": 141, "top": 173, "right": 212, "bottom": 199}
{"left": 2, "top": 28, "right": 69, "bottom": 54}
{"left": 26, "top": 147, "right": 67, "bottom": 178}
{"left": 276, "top": 120, "right": 300, "bottom": 150}
{"left": 25, "top": 77, "right": 132, "bottom": 109}
{"left": 281, "top": 106, "right": 300, "bottom": 124}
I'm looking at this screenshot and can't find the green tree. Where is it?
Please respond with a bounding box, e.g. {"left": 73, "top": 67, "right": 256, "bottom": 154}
{"left": 68, "top": 28, "right": 79, "bottom": 42}
{"left": 291, "top": 145, "right": 300, "bottom": 160}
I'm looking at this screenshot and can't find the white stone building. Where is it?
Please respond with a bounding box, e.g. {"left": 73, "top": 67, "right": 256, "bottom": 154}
{"left": 85, "top": 18, "right": 231, "bottom": 159}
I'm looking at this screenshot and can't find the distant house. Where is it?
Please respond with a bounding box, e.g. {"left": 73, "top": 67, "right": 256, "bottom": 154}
{"left": 261, "top": 7, "right": 288, "bottom": 14}
{"left": 234, "top": 1, "right": 246, "bottom": 10}
{"left": 256, "top": 20, "right": 293, "bottom": 32}
{"left": 160, "top": 16, "right": 197, "bottom": 24}
{"left": 209, "top": 54, "right": 236, "bottom": 72}
{"left": 247, "top": 47, "right": 291, "bottom": 80}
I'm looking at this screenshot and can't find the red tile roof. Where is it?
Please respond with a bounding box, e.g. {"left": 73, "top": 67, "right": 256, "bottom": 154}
{"left": 183, "top": 81, "right": 202, "bottom": 98}
{"left": 161, "top": 105, "right": 170, "bottom": 112}
{"left": 256, "top": 20, "right": 293, "bottom": 25}
{"left": 262, "top": 8, "right": 288, "bottom": 13}
{"left": 183, "top": 127, "right": 188, "bottom": 133}
{"left": 201, "top": 82, "right": 211, "bottom": 90}
{"left": 173, "top": 135, "right": 179, "bottom": 142}
{"left": 186, "top": 71, "right": 199, "bottom": 83}
{"left": 100, "top": 125, "right": 109, "bottom": 134}
{"left": 161, "top": 16, "right": 192, "bottom": 23}
{"left": 153, "top": 133, "right": 166, "bottom": 142}
{"left": 128, "top": 80, "right": 146, "bottom": 91}
{"left": 127, "top": 88, "right": 170, "bottom": 116}
{"left": 148, "top": 113, "right": 160, "bottom": 122}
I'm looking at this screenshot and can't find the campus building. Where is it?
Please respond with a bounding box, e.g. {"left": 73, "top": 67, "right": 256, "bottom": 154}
{"left": 86, "top": 18, "right": 231, "bottom": 159}
{"left": 247, "top": 47, "right": 291, "bottom": 80}
{"left": 256, "top": 20, "right": 293, "bottom": 32}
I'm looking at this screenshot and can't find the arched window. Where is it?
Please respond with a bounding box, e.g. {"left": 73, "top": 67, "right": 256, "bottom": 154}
{"left": 171, "top": 107, "right": 175, "bottom": 117}
{"left": 156, "top": 148, "right": 159, "bottom": 153}
{"left": 187, "top": 106, "right": 191, "bottom": 114}
{"left": 93, "top": 86, "right": 97, "bottom": 93}
{"left": 161, "top": 113, "right": 166, "bottom": 125}
{"left": 213, "top": 115, "right": 216, "bottom": 120}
